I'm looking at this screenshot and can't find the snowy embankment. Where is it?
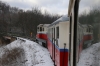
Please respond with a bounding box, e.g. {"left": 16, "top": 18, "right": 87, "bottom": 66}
{"left": 0, "top": 38, "right": 54, "bottom": 66}
{"left": 78, "top": 42, "right": 100, "bottom": 66}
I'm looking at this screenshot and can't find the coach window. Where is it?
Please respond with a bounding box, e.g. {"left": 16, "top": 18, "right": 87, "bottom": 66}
{"left": 56, "top": 26, "right": 59, "bottom": 38}
{"left": 40, "top": 27, "right": 42, "bottom": 31}
{"left": 56, "top": 26, "right": 59, "bottom": 47}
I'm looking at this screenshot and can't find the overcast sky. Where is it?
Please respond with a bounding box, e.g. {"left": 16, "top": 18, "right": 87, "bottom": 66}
{"left": 1, "top": 0, "right": 100, "bottom": 15}
{"left": 79, "top": 0, "right": 100, "bottom": 14}
{"left": 1, "top": 0, "right": 69, "bottom": 15}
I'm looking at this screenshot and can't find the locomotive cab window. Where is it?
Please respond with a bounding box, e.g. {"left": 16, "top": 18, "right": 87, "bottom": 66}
{"left": 40, "top": 27, "right": 42, "bottom": 31}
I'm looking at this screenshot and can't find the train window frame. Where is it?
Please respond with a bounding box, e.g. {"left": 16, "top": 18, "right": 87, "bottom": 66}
{"left": 68, "top": 0, "right": 79, "bottom": 65}
{"left": 73, "top": 0, "right": 80, "bottom": 66}
{"left": 69, "top": 14, "right": 72, "bottom": 65}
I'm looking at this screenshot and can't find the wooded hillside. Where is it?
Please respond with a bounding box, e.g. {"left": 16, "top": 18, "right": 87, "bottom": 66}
{"left": 0, "top": 1, "right": 60, "bottom": 38}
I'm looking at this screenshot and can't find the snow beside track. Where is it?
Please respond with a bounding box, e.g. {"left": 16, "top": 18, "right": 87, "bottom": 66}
{"left": 0, "top": 38, "right": 54, "bottom": 66}
{"left": 0, "top": 37, "right": 100, "bottom": 66}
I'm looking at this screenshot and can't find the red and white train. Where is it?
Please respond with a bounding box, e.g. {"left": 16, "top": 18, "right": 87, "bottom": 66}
{"left": 36, "top": 0, "right": 94, "bottom": 66}
{"left": 36, "top": 24, "right": 50, "bottom": 47}
{"left": 36, "top": 15, "right": 93, "bottom": 66}
{"left": 76, "top": 24, "right": 93, "bottom": 62}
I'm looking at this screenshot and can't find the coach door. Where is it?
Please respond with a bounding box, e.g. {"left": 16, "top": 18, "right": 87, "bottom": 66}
{"left": 52, "top": 28, "right": 53, "bottom": 57}
{"left": 52, "top": 27, "right": 55, "bottom": 62}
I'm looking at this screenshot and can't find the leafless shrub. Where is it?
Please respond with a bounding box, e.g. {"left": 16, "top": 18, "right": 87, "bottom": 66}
{"left": 0, "top": 47, "right": 26, "bottom": 66}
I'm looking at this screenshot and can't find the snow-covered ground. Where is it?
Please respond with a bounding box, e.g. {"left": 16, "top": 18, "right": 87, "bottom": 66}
{"left": 78, "top": 42, "right": 100, "bottom": 66}
{"left": 0, "top": 37, "right": 100, "bottom": 66}
{"left": 0, "top": 37, "right": 54, "bottom": 66}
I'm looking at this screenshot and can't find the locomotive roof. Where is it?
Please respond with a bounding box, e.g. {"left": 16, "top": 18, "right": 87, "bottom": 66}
{"left": 37, "top": 24, "right": 43, "bottom": 27}
{"left": 37, "top": 24, "right": 50, "bottom": 27}
{"left": 49, "top": 15, "right": 69, "bottom": 27}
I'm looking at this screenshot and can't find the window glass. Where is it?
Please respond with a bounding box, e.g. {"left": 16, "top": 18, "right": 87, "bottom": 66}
{"left": 40, "top": 27, "right": 42, "bottom": 31}
{"left": 56, "top": 27, "right": 59, "bottom": 38}
{"left": 56, "top": 26, "right": 59, "bottom": 47}
{"left": 77, "top": 0, "right": 100, "bottom": 66}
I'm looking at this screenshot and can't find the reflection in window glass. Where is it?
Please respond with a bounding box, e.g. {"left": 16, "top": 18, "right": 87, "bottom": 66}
{"left": 77, "top": 0, "right": 100, "bottom": 66}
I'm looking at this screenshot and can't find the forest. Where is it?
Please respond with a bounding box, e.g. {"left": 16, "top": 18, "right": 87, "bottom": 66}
{"left": 0, "top": 1, "right": 100, "bottom": 41}
{"left": 0, "top": 1, "right": 60, "bottom": 38}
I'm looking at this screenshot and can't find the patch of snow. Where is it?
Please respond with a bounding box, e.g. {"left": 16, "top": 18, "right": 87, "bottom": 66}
{"left": 0, "top": 37, "right": 54, "bottom": 66}
{"left": 1, "top": 37, "right": 99, "bottom": 66}
{"left": 77, "top": 42, "right": 100, "bottom": 66}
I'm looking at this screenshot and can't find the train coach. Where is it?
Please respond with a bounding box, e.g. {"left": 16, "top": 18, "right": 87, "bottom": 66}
{"left": 36, "top": 16, "right": 70, "bottom": 66}
{"left": 77, "top": 24, "right": 93, "bottom": 54}
{"left": 76, "top": 23, "right": 93, "bottom": 62}
{"left": 47, "top": 15, "right": 70, "bottom": 66}
{"left": 36, "top": 15, "right": 93, "bottom": 66}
